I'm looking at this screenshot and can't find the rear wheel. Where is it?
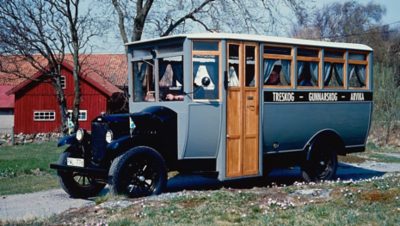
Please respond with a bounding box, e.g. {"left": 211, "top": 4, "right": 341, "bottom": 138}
{"left": 57, "top": 151, "right": 105, "bottom": 198}
{"left": 301, "top": 143, "right": 338, "bottom": 182}
{"left": 109, "top": 146, "right": 167, "bottom": 198}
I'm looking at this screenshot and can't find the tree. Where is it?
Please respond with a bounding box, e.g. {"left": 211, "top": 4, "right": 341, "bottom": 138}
{"left": 107, "top": 0, "right": 310, "bottom": 52}
{"left": 291, "top": 1, "right": 391, "bottom": 64}
{"left": 0, "top": 0, "right": 101, "bottom": 133}
{"left": 373, "top": 64, "right": 400, "bottom": 145}
{"left": 292, "top": 1, "right": 386, "bottom": 43}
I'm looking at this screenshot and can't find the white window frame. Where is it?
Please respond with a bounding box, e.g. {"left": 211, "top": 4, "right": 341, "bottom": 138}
{"left": 33, "top": 111, "right": 56, "bottom": 121}
{"left": 67, "top": 110, "right": 88, "bottom": 121}
{"left": 60, "top": 76, "right": 66, "bottom": 89}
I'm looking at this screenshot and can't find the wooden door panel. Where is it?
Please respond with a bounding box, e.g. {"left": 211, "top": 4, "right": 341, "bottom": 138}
{"left": 242, "top": 137, "right": 258, "bottom": 175}
{"left": 226, "top": 89, "right": 241, "bottom": 177}
{"left": 244, "top": 90, "right": 258, "bottom": 136}
{"left": 227, "top": 138, "right": 241, "bottom": 177}
{"left": 227, "top": 89, "right": 241, "bottom": 136}
{"left": 243, "top": 89, "right": 259, "bottom": 176}
{"left": 226, "top": 42, "right": 259, "bottom": 178}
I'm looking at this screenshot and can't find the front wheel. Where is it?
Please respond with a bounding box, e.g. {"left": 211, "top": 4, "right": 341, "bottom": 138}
{"left": 301, "top": 145, "right": 338, "bottom": 182}
{"left": 109, "top": 146, "right": 167, "bottom": 198}
{"left": 57, "top": 151, "right": 105, "bottom": 198}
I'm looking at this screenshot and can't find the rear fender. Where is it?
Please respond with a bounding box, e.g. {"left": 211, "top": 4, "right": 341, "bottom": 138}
{"left": 305, "top": 129, "right": 345, "bottom": 161}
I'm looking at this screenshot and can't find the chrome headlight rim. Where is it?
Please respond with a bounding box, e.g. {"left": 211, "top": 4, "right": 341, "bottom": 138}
{"left": 105, "top": 130, "right": 113, "bottom": 143}
{"left": 76, "top": 128, "right": 85, "bottom": 142}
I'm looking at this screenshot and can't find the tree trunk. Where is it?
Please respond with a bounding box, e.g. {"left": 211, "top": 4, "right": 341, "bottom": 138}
{"left": 51, "top": 68, "right": 69, "bottom": 135}
{"left": 72, "top": 51, "right": 81, "bottom": 131}
{"left": 385, "top": 116, "right": 393, "bottom": 145}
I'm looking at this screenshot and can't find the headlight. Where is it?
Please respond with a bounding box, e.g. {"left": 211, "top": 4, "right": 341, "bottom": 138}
{"left": 76, "top": 128, "right": 85, "bottom": 142}
{"left": 105, "top": 130, "right": 113, "bottom": 143}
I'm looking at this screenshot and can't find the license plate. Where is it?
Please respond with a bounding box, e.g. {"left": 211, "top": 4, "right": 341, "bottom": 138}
{"left": 67, "top": 157, "right": 84, "bottom": 167}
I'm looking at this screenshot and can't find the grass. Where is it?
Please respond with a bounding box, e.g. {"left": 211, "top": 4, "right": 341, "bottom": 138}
{"left": 370, "top": 153, "right": 400, "bottom": 163}
{"left": 366, "top": 141, "right": 400, "bottom": 153}
{"left": 0, "top": 142, "right": 64, "bottom": 195}
{"left": 52, "top": 173, "right": 399, "bottom": 226}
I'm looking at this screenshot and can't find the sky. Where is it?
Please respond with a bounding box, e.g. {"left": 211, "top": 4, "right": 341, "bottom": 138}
{"left": 91, "top": 0, "right": 400, "bottom": 53}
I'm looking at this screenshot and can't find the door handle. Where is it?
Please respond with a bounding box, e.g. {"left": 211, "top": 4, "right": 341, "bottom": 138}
{"left": 224, "top": 70, "right": 228, "bottom": 90}
{"left": 247, "top": 105, "right": 255, "bottom": 111}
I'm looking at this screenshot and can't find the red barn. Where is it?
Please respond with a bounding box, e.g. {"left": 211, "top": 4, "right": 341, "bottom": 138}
{"left": 1, "top": 54, "right": 127, "bottom": 134}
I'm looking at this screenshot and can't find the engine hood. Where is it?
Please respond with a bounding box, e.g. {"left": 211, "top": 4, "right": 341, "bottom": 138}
{"left": 92, "top": 106, "right": 176, "bottom": 131}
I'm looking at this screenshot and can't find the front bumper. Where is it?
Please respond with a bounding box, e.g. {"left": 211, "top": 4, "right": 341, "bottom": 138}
{"left": 50, "top": 163, "right": 108, "bottom": 179}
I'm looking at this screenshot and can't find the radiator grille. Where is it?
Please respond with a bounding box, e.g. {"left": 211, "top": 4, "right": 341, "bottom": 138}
{"left": 91, "top": 122, "right": 108, "bottom": 163}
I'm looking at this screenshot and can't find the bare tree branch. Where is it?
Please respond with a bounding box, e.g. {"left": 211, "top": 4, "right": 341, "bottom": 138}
{"left": 161, "top": 0, "right": 215, "bottom": 37}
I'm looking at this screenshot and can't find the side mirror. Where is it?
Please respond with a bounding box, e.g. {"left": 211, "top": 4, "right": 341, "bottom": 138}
{"left": 201, "top": 77, "right": 210, "bottom": 87}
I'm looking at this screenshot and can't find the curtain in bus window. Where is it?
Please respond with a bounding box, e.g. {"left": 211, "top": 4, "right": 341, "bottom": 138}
{"left": 137, "top": 63, "right": 148, "bottom": 86}
{"left": 159, "top": 64, "right": 173, "bottom": 87}
{"left": 172, "top": 63, "right": 183, "bottom": 87}
{"left": 334, "top": 64, "right": 344, "bottom": 85}
{"left": 228, "top": 66, "right": 240, "bottom": 86}
{"left": 159, "top": 62, "right": 183, "bottom": 87}
{"left": 356, "top": 65, "right": 366, "bottom": 85}
{"left": 349, "top": 64, "right": 366, "bottom": 87}
{"left": 263, "top": 59, "right": 277, "bottom": 83}
{"left": 309, "top": 62, "right": 319, "bottom": 85}
{"left": 297, "top": 61, "right": 304, "bottom": 81}
{"left": 323, "top": 62, "right": 332, "bottom": 85}
{"left": 134, "top": 62, "right": 148, "bottom": 102}
{"left": 194, "top": 65, "right": 215, "bottom": 90}
{"left": 281, "top": 60, "right": 291, "bottom": 84}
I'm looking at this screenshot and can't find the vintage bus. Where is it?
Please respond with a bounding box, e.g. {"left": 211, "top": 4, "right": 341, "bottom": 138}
{"left": 51, "top": 33, "right": 373, "bottom": 198}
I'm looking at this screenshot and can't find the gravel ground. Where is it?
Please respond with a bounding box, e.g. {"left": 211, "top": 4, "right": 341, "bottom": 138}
{"left": 0, "top": 189, "right": 94, "bottom": 222}
{"left": 1, "top": 159, "right": 399, "bottom": 222}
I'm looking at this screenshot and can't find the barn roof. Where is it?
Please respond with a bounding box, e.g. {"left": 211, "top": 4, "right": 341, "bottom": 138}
{"left": 0, "top": 54, "right": 127, "bottom": 96}
{"left": 0, "top": 86, "right": 14, "bottom": 109}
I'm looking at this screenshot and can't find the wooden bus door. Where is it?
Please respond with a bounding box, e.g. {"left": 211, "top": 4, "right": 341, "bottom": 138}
{"left": 226, "top": 42, "right": 259, "bottom": 178}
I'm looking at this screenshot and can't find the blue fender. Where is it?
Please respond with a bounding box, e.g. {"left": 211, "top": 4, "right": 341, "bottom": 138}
{"left": 106, "top": 134, "right": 143, "bottom": 159}
{"left": 305, "top": 129, "right": 345, "bottom": 161}
{"left": 57, "top": 134, "right": 77, "bottom": 147}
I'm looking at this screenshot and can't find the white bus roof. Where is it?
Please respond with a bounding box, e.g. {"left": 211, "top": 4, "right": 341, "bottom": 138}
{"left": 126, "top": 33, "right": 373, "bottom": 51}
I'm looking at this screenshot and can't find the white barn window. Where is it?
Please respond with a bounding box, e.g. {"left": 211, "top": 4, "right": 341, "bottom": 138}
{"left": 34, "top": 111, "right": 56, "bottom": 121}
{"left": 68, "top": 110, "right": 87, "bottom": 121}
{"left": 60, "top": 76, "right": 66, "bottom": 89}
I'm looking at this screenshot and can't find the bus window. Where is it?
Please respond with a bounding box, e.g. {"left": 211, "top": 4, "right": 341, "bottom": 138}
{"left": 348, "top": 64, "right": 367, "bottom": 88}
{"left": 158, "top": 56, "right": 184, "bottom": 101}
{"left": 349, "top": 53, "right": 367, "bottom": 60}
{"left": 193, "top": 55, "right": 219, "bottom": 99}
{"left": 324, "top": 63, "right": 344, "bottom": 87}
{"left": 193, "top": 41, "right": 219, "bottom": 51}
{"left": 348, "top": 52, "right": 368, "bottom": 88}
{"left": 228, "top": 44, "right": 240, "bottom": 87}
{"left": 245, "top": 46, "right": 256, "bottom": 87}
{"left": 133, "top": 60, "right": 154, "bottom": 102}
{"left": 297, "top": 61, "right": 318, "bottom": 87}
{"left": 263, "top": 45, "right": 292, "bottom": 87}
{"left": 264, "top": 60, "right": 291, "bottom": 86}
{"left": 325, "top": 50, "right": 344, "bottom": 58}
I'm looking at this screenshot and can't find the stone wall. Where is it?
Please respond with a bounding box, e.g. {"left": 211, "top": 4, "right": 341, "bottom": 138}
{"left": 0, "top": 133, "right": 62, "bottom": 145}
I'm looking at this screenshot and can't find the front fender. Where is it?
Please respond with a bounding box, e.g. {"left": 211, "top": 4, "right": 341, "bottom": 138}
{"left": 57, "top": 134, "right": 77, "bottom": 147}
{"left": 106, "top": 135, "right": 138, "bottom": 158}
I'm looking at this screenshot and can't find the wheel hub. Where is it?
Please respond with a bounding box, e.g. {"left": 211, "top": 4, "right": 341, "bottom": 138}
{"left": 138, "top": 175, "right": 145, "bottom": 182}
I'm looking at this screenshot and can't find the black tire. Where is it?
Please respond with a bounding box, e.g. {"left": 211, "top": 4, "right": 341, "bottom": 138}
{"left": 301, "top": 142, "right": 338, "bottom": 182}
{"left": 57, "top": 150, "right": 105, "bottom": 198}
{"left": 109, "top": 146, "right": 167, "bottom": 198}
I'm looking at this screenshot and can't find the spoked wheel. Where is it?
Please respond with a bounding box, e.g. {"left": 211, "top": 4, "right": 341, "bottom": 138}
{"left": 57, "top": 151, "right": 105, "bottom": 198}
{"left": 109, "top": 146, "right": 167, "bottom": 198}
{"left": 301, "top": 145, "right": 337, "bottom": 182}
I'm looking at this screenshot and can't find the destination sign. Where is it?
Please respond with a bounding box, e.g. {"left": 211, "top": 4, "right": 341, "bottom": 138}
{"left": 264, "top": 91, "right": 372, "bottom": 102}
